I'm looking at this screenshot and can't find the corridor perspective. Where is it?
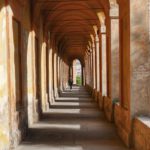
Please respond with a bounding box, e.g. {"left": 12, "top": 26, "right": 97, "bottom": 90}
{"left": 0, "top": 0, "right": 150, "bottom": 150}
{"left": 17, "top": 86, "right": 128, "bottom": 150}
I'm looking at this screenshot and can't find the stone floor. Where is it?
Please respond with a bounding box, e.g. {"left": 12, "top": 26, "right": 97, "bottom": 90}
{"left": 17, "top": 86, "right": 129, "bottom": 150}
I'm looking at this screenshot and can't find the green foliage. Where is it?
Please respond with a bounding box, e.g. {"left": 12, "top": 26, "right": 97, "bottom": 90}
{"left": 76, "top": 76, "right": 82, "bottom": 85}
{"left": 112, "top": 98, "right": 120, "bottom": 104}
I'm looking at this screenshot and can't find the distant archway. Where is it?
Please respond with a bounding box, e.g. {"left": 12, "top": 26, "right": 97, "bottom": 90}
{"left": 72, "top": 59, "right": 82, "bottom": 86}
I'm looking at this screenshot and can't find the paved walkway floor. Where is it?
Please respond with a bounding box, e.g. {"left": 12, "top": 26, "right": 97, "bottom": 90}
{"left": 17, "top": 86, "right": 129, "bottom": 150}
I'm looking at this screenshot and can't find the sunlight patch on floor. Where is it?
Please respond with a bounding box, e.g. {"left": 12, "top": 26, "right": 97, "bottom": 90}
{"left": 47, "top": 109, "right": 81, "bottom": 114}
{"left": 31, "top": 123, "right": 81, "bottom": 130}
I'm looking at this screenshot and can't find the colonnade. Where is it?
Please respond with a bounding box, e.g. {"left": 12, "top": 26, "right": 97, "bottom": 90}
{"left": 0, "top": 0, "right": 150, "bottom": 150}
{"left": 85, "top": 24, "right": 108, "bottom": 101}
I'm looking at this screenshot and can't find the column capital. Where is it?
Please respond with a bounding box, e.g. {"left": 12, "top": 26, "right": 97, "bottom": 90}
{"left": 109, "top": 4, "right": 119, "bottom": 17}
{"left": 92, "top": 42, "right": 95, "bottom": 49}
{"left": 95, "top": 35, "right": 99, "bottom": 43}
{"left": 100, "top": 25, "right": 106, "bottom": 34}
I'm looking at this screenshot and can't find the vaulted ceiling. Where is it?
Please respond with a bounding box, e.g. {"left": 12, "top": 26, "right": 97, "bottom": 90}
{"left": 33, "top": 0, "right": 110, "bottom": 64}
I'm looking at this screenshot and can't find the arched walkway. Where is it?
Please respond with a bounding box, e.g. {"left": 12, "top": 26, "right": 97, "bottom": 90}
{"left": 0, "top": 0, "right": 150, "bottom": 150}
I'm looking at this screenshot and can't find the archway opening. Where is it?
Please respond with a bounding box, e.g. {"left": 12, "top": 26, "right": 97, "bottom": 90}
{"left": 72, "top": 59, "right": 82, "bottom": 86}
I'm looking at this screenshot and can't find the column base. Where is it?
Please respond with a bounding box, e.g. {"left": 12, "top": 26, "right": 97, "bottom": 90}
{"left": 114, "top": 104, "right": 131, "bottom": 147}
{"left": 85, "top": 84, "right": 93, "bottom": 95}
{"left": 93, "top": 90, "right": 101, "bottom": 102}
{"left": 92, "top": 89, "right": 96, "bottom": 100}
{"left": 34, "top": 98, "right": 40, "bottom": 122}
{"left": 54, "top": 88, "right": 59, "bottom": 98}
{"left": 95, "top": 91, "right": 99, "bottom": 102}
{"left": 46, "top": 93, "right": 49, "bottom": 111}
{"left": 98, "top": 93, "right": 104, "bottom": 110}
{"left": 103, "top": 96, "right": 114, "bottom": 122}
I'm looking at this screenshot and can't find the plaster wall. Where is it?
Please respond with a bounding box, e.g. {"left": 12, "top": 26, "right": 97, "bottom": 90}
{"left": 0, "top": 1, "right": 10, "bottom": 149}
{"left": 130, "top": 0, "right": 150, "bottom": 117}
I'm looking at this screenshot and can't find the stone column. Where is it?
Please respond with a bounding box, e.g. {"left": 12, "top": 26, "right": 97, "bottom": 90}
{"left": 101, "top": 30, "right": 107, "bottom": 97}
{"left": 81, "top": 66, "right": 83, "bottom": 86}
{"left": 46, "top": 46, "right": 50, "bottom": 108}
{"left": 90, "top": 46, "right": 93, "bottom": 87}
{"left": 88, "top": 53, "right": 92, "bottom": 88}
{"left": 62, "top": 62, "right": 68, "bottom": 89}
{"left": 110, "top": 17, "right": 119, "bottom": 101}
{"left": 61, "top": 61, "right": 64, "bottom": 90}
{"left": 73, "top": 60, "right": 76, "bottom": 85}
{"left": 84, "top": 55, "right": 88, "bottom": 85}
{"left": 66, "top": 64, "right": 69, "bottom": 88}
{"left": 49, "top": 48, "right": 54, "bottom": 104}
{"left": 41, "top": 42, "right": 48, "bottom": 111}
{"left": 88, "top": 53, "right": 91, "bottom": 86}
{"left": 63, "top": 61, "right": 67, "bottom": 90}
{"left": 92, "top": 42, "right": 96, "bottom": 92}
{"left": 57, "top": 56, "right": 60, "bottom": 94}
{"left": 69, "top": 65, "right": 73, "bottom": 79}
{"left": 85, "top": 53, "right": 88, "bottom": 85}
{"left": 54, "top": 53, "right": 58, "bottom": 98}
{"left": 0, "top": 3, "right": 10, "bottom": 149}
{"left": 59, "top": 59, "right": 63, "bottom": 91}
{"left": 95, "top": 34, "right": 100, "bottom": 100}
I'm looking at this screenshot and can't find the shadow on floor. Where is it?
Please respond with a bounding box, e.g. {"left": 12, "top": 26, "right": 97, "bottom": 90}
{"left": 17, "top": 86, "right": 129, "bottom": 150}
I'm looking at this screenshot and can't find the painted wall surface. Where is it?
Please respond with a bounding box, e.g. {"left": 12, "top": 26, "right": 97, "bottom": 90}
{"left": 130, "top": 0, "right": 150, "bottom": 117}
{"left": 0, "top": 0, "right": 36, "bottom": 149}
{"left": 0, "top": 1, "right": 10, "bottom": 149}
